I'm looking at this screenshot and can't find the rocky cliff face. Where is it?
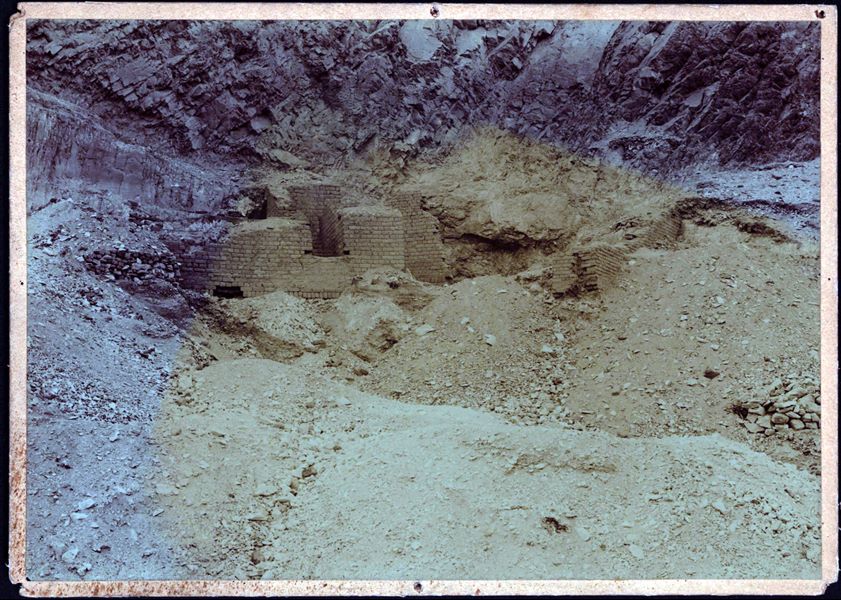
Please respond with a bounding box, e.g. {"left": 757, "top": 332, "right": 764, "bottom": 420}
{"left": 26, "top": 19, "right": 820, "bottom": 197}
{"left": 584, "top": 22, "right": 821, "bottom": 168}
{"left": 26, "top": 89, "right": 236, "bottom": 212}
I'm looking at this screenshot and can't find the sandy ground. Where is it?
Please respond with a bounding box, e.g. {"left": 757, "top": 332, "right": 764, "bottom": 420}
{"left": 155, "top": 359, "right": 820, "bottom": 580}
{"left": 558, "top": 223, "right": 821, "bottom": 471}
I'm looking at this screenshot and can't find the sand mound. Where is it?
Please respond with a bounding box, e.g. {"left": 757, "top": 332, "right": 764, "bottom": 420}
{"left": 154, "top": 358, "right": 821, "bottom": 580}
{"left": 555, "top": 219, "right": 821, "bottom": 471}
{"left": 321, "top": 294, "right": 412, "bottom": 362}
{"left": 284, "top": 426, "right": 819, "bottom": 580}
{"left": 362, "top": 275, "right": 570, "bottom": 422}
{"left": 348, "top": 268, "right": 438, "bottom": 311}
{"left": 400, "top": 129, "right": 682, "bottom": 247}
{"left": 213, "top": 291, "right": 325, "bottom": 360}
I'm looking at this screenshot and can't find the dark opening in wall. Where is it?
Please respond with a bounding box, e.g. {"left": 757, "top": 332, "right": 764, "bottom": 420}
{"left": 253, "top": 199, "right": 268, "bottom": 220}
{"left": 235, "top": 189, "right": 267, "bottom": 219}
{"left": 214, "top": 285, "right": 244, "bottom": 298}
{"left": 311, "top": 212, "right": 342, "bottom": 257}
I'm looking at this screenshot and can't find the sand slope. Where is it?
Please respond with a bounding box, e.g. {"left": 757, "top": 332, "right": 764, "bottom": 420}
{"left": 155, "top": 359, "right": 820, "bottom": 580}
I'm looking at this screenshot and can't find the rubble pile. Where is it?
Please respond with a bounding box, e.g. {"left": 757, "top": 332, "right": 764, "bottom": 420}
{"left": 740, "top": 375, "right": 822, "bottom": 434}
{"left": 83, "top": 246, "right": 180, "bottom": 284}
{"left": 359, "top": 276, "right": 576, "bottom": 425}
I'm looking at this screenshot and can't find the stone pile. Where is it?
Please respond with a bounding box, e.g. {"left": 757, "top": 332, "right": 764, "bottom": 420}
{"left": 84, "top": 246, "right": 180, "bottom": 284}
{"left": 740, "top": 376, "right": 821, "bottom": 434}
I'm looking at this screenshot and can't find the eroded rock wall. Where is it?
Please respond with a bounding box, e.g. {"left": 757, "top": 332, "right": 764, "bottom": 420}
{"left": 27, "top": 90, "right": 234, "bottom": 212}
{"left": 26, "top": 19, "right": 820, "bottom": 175}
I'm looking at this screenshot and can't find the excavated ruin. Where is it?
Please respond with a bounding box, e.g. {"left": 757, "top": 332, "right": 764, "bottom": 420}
{"left": 23, "top": 19, "right": 823, "bottom": 583}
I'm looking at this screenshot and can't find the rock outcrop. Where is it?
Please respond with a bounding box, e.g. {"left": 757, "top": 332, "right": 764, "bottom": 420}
{"left": 27, "top": 19, "right": 820, "bottom": 179}
{"left": 583, "top": 21, "right": 821, "bottom": 169}
{"left": 27, "top": 90, "right": 237, "bottom": 212}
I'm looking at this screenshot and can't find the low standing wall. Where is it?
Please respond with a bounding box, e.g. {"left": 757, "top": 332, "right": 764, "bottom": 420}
{"left": 386, "top": 192, "right": 447, "bottom": 283}
{"left": 574, "top": 244, "right": 627, "bottom": 293}
{"left": 550, "top": 210, "right": 684, "bottom": 296}
{"left": 550, "top": 253, "right": 578, "bottom": 294}
{"left": 338, "top": 206, "right": 405, "bottom": 272}
{"left": 167, "top": 208, "right": 408, "bottom": 298}
{"left": 549, "top": 244, "right": 626, "bottom": 295}
{"left": 636, "top": 211, "right": 684, "bottom": 250}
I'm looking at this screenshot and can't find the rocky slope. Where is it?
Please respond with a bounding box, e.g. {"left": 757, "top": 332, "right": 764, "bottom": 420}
{"left": 27, "top": 19, "right": 820, "bottom": 186}
{"left": 576, "top": 21, "right": 821, "bottom": 169}
{"left": 26, "top": 89, "right": 237, "bottom": 213}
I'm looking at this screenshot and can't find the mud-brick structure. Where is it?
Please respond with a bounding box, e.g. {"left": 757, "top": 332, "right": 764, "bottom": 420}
{"left": 550, "top": 211, "right": 684, "bottom": 296}
{"left": 168, "top": 184, "right": 445, "bottom": 298}
{"left": 551, "top": 245, "right": 626, "bottom": 296}
{"left": 386, "top": 192, "right": 447, "bottom": 284}
{"left": 267, "top": 185, "right": 343, "bottom": 256}
{"left": 337, "top": 206, "right": 405, "bottom": 272}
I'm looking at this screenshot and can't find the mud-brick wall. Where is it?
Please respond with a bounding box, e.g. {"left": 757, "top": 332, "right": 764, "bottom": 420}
{"left": 287, "top": 184, "right": 344, "bottom": 256}
{"left": 208, "top": 219, "right": 314, "bottom": 296}
{"left": 574, "top": 245, "right": 627, "bottom": 293}
{"left": 168, "top": 210, "right": 408, "bottom": 298}
{"left": 167, "top": 218, "right": 315, "bottom": 296}
{"left": 550, "top": 253, "right": 578, "bottom": 295}
{"left": 386, "top": 192, "right": 447, "bottom": 283}
{"left": 549, "top": 244, "right": 627, "bottom": 296}
{"left": 283, "top": 255, "right": 356, "bottom": 299}
{"left": 338, "top": 207, "right": 405, "bottom": 271}
{"left": 264, "top": 192, "right": 300, "bottom": 219}
{"left": 167, "top": 241, "right": 225, "bottom": 290}
{"left": 319, "top": 209, "right": 344, "bottom": 256}
{"left": 640, "top": 212, "right": 684, "bottom": 249}
{"left": 550, "top": 212, "right": 681, "bottom": 296}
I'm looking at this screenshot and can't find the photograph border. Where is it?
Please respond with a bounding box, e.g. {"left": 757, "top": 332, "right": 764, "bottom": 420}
{"left": 8, "top": 3, "right": 838, "bottom": 596}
